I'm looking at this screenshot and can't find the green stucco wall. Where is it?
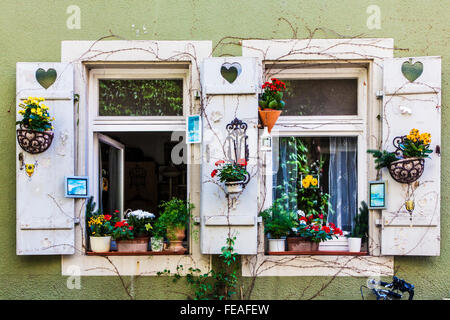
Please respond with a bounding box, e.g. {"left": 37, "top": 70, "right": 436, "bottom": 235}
{"left": 0, "top": 0, "right": 448, "bottom": 300}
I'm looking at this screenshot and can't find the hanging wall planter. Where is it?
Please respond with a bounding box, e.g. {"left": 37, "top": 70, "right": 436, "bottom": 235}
{"left": 16, "top": 97, "right": 55, "bottom": 154}
{"left": 388, "top": 157, "right": 425, "bottom": 184}
{"left": 224, "top": 180, "right": 245, "bottom": 194}
{"left": 258, "top": 78, "right": 286, "bottom": 133}
{"left": 258, "top": 108, "right": 282, "bottom": 134}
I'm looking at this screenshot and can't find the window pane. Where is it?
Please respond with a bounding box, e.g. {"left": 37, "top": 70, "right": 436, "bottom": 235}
{"left": 99, "top": 79, "right": 183, "bottom": 116}
{"left": 280, "top": 79, "right": 357, "bottom": 116}
{"left": 272, "top": 136, "right": 357, "bottom": 232}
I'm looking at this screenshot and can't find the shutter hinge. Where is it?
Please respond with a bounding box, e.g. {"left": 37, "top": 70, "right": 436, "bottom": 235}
{"left": 193, "top": 216, "right": 201, "bottom": 225}
{"left": 376, "top": 90, "right": 384, "bottom": 99}
{"left": 74, "top": 217, "right": 80, "bottom": 225}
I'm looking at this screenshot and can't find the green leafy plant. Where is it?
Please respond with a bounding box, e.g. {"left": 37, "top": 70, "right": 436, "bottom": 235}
{"left": 156, "top": 198, "right": 194, "bottom": 238}
{"left": 367, "top": 149, "right": 399, "bottom": 169}
{"left": 258, "top": 78, "right": 286, "bottom": 110}
{"left": 347, "top": 201, "right": 369, "bottom": 240}
{"left": 16, "top": 97, "right": 54, "bottom": 131}
{"left": 259, "top": 200, "right": 296, "bottom": 239}
{"left": 157, "top": 237, "right": 238, "bottom": 300}
{"left": 211, "top": 160, "right": 248, "bottom": 183}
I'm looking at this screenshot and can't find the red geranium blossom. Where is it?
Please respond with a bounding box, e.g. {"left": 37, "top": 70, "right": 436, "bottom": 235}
{"left": 237, "top": 158, "right": 247, "bottom": 166}
{"left": 104, "top": 214, "right": 112, "bottom": 221}
{"left": 211, "top": 169, "right": 218, "bottom": 178}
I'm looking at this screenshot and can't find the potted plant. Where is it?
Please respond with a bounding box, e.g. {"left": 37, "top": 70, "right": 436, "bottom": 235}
{"left": 368, "top": 128, "right": 432, "bottom": 184}
{"left": 88, "top": 213, "right": 114, "bottom": 252}
{"left": 149, "top": 221, "right": 165, "bottom": 252}
{"left": 259, "top": 200, "right": 296, "bottom": 252}
{"left": 258, "top": 78, "right": 286, "bottom": 133}
{"left": 347, "top": 201, "right": 369, "bottom": 253}
{"left": 157, "top": 198, "right": 194, "bottom": 253}
{"left": 126, "top": 209, "right": 155, "bottom": 250}
{"left": 289, "top": 219, "right": 343, "bottom": 251}
{"left": 112, "top": 220, "right": 141, "bottom": 252}
{"left": 211, "top": 159, "right": 248, "bottom": 194}
{"left": 16, "top": 97, "right": 55, "bottom": 154}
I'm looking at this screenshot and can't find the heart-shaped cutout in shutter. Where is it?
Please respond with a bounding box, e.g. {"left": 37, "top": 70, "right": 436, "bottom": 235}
{"left": 35, "top": 68, "right": 57, "bottom": 89}
{"left": 220, "top": 62, "right": 242, "bottom": 84}
{"left": 401, "top": 60, "right": 423, "bottom": 82}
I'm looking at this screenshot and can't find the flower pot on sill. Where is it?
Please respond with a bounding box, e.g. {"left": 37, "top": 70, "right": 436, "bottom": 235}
{"left": 90, "top": 236, "right": 111, "bottom": 253}
{"left": 388, "top": 157, "right": 425, "bottom": 184}
{"left": 268, "top": 239, "right": 286, "bottom": 252}
{"left": 258, "top": 108, "right": 281, "bottom": 133}
{"left": 287, "top": 237, "right": 319, "bottom": 251}
{"left": 167, "top": 227, "right": 187, "bottom": 253}
{"left": 16, "top": 127, "right": 54, "bottom": 154}
{"left": 347, "top": 237, "right": 362, "bottom": 253}
{"left": 225, "top": 181, "right": 244, "bottom": 194}
{"left": 116, "top": 237, "right": 149, "bottom": 253}
{"left": 150, "top": 236, "right": 164, "bottom": 252}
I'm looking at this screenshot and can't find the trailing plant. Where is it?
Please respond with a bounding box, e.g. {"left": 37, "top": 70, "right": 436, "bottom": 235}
{"left": 367, "top": 149, "right": 399, "bottom": 169}
{"left": 259, "top": 199, "right": 296, "bottom": 239}
{"left": 258, "top": 78, "right": 286, "bottom": 110}
{"left": 211, "top": 159, "right": 248, "bottom": 183}
{"left": 347, "top": 201, "right": 369, "bottom": 240}
{"left": 157, "top": 237, "right": 239, "bottom": 300}
{"left": 16, "top": 97, "right": 54, "bottom": 131}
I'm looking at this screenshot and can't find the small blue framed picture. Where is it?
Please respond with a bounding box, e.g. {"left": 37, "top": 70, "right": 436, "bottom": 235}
{"left": 65, "top": 176, "right": 89, "bottom": 198}
{"left": 186, "top": 115, "right": 202, "bottom": 144}
{"left": 368, "top": 180, "right": 387, "bottom": 209}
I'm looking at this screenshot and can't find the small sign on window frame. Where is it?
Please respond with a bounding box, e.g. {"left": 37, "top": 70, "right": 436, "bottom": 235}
{"left": 368, "top": 180, "right": 387, "bottom": 209}
{"left": 186, "top": 115, "right": 202, "bottom": 144}
{"left": 65, "top": 176, "right": 89, "bottom": 198}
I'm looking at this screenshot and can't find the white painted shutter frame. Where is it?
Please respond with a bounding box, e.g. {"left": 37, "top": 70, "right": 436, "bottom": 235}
{"left": 381, "top": 56, "right": 441, "bottom": 256}
{"left": 16, "top": 63, "right": 75, "bottom": 255}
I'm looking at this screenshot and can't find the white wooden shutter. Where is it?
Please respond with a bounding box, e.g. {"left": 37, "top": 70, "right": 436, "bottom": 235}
{"left": 200, "top": 57, "right": 260, "bottom": 254}
{"left": 381, "top": 56, "right": 441, "bottom": 256}
{"left": 16, "top": 62, "right": 75, "bottom": 255}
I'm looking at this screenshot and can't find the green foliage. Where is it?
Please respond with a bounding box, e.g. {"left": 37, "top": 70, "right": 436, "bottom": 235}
{"left": 348, "top": 201, "right": 369, "bottom": 239}
{"left": 367, "top": 149, "right": 398, "bottom": 169}
{"left": 16, "top": 97, "right": 54, "bottom": 132}
{"left": 401, "top": 137, "right": 433, "bottom": 158}
{"left": 259, "top": 200, "right": 296, "bottom": 239}
{"left": 156, "top": 198, "right": 194, "bottom": 234}
{"left": 157, "top": 237, "right": 239, "bottom": 300}
{"left": 215, "top": 163, "right": 248, "bottom": 183}
{"left": 99, "top": 79, "right": 183, "bottom": 116}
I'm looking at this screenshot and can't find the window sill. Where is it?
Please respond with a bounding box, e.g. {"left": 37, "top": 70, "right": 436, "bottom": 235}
{"left": 266, "top": 251, "right": 368, "bottom": 256}
{"left": 86, "top": 251, "right": 187, "bottom": 256}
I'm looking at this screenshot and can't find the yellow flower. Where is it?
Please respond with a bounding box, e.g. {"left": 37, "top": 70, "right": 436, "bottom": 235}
{"left": 302, "top": 179, "right": 310, "bottom": 188}
{"left": 311, "top": 178, "right": 318, "bottom": 186}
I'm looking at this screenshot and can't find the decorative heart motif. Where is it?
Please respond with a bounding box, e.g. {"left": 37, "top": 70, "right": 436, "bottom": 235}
{"left": 401, "top": 60, "right": 423, "bottom": 82}
{"left": 35, "top": 68, "right": 57, "bottom": 89}
{"left": 220, "top": 62, "right": 242, "bottom": 84}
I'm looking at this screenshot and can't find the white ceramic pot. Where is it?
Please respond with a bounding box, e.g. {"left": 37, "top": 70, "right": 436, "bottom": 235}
{"left": 90, "top": 236, "right": 111, "bottom": 253}
{"left": 151, "top": 237, "right": 164, "bottom": 252}
{"left": 268, "top": 239, "right": 285, "bottom": 252}
{"left": 225, "top": 181, "right": 244, "bottom": 194}
{"left": 347, "top": 237, "right": 362, "bottom": 252}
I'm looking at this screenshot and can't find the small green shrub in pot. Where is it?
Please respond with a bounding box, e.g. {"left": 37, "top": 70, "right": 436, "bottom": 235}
{"left": 347, "top": 201, "right": 369, "bottom": 252}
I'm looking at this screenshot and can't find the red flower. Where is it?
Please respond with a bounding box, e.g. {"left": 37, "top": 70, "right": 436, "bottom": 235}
{"left": 237, "top": 158, "right": 247, "bottom": 166}
{"left": 321, "top": 226, "right": 331, "bottom": 233}
{"left": 318, "top": 214, "right": 324, "bottom": 219}
{"left": 104, "top": 215, "right": 112, "bottom": 221}
{"left": 128, "top": 226, "right": 134, "bottom": 231}
{"left": 211, "top": 169, "right": 218, "bottom": 178}
{"left": 215, "top": 160, "right": 225, "bottom": 166}
{"left": 299, "top": 217, "right": 307, "bottom": 222}
{"left": 329, "top": 222, "right": 336, "bottom": 229}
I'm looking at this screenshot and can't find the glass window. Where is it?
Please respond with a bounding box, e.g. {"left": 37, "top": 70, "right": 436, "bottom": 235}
{"left": 280, "top": 79, "right": 358, "bottom": 116}
{"left": 272, "top": 136, "right": 358, "bottom": 232}
{"left": 98, "top": 79, "right": 183, "bottom": 116}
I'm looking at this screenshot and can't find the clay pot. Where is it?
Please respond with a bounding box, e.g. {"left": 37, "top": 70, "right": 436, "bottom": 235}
{"left": 287, "top": 237, "right": 319, "bottom": 251}
{"left": 116, "top": 237, "right": 149, "bottom": 252}
{"left": 258, "top": 108, "right": 282, "bottom": 133}
{"left": 167, "top": 226, "right": 186, "bottom": 253}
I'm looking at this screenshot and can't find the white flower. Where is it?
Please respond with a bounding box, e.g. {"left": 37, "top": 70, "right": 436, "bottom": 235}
{"left": 128, "top": 210, "right": 155, "bottom": 220}
{"left": 296, "top": 210, "right": 305, "bottom": 217}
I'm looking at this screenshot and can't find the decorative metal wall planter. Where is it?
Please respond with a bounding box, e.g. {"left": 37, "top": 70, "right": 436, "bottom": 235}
{"left": 16, "top": 126, "right": 54, "bottom": 154}
{"left": 224, "top": 181, "right": 244, "bottom": 194}
{"left": 388, "top": 136, "right": 425, "bottom": 184}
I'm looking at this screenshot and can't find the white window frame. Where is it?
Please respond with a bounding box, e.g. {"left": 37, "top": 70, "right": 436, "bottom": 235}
{"left": 61, "top": 40, "right": 212, "bottom": 277}
{"left": 242, "top": 38, "right": 395, "bottom": 277}
{"left": 266, "top": 67, "right": 368, "bottom": 231}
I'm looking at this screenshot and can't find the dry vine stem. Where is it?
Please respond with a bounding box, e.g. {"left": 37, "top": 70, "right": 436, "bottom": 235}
{"left": 58, "top": 18, "right": 438, "bottom": 299}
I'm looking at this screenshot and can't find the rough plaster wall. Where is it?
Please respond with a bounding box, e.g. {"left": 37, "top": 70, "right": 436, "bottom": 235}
{"left": 0, "top": 0, "right": 448, "bottom": 299}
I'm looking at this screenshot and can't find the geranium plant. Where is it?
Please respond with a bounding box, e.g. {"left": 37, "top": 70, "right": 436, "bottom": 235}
{"left": 258, "top": 78, "right": 286, "bottom": 110}
{"left": 16, "top": 97, "right": 54, "bottom": 131}
{"left": 111, "top": 220, "right": 134, "bottom": 241}
{"left": 294, "top": 221, "right": 343, "bottom": 243}
{"left": 211, "top": 159, "right": 248, "bottom": 183}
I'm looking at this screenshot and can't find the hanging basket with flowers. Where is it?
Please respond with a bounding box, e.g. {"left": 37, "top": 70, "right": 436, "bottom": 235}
{"left": 368, "top": 129, "right": 432, "bottom": 184}
{"left": 211, "top": 159, "right": 249, "bottom": 194}
{"left": 258, "top": 78, "right": 286, "bottom": 133}
{"left": 16, "top": 97, "right": 55, "bottom": 154}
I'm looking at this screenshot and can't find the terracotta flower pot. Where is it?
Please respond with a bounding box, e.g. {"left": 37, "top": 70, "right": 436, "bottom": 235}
{"left": 116, "top": 237, "right": 149, "bottom": 252}
{"left": 259, "top": 108, "right": 282, "bottom": 133}
{"left": 287, "top": 237, "right": 319, "bottom": 251}
{"left": 167, "top": 226, "right": 186, "bottom": 253}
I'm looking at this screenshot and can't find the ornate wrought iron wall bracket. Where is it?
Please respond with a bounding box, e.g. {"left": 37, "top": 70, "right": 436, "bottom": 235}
{"left": 224, "top": 117, "right": 250, "bottom": 186}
